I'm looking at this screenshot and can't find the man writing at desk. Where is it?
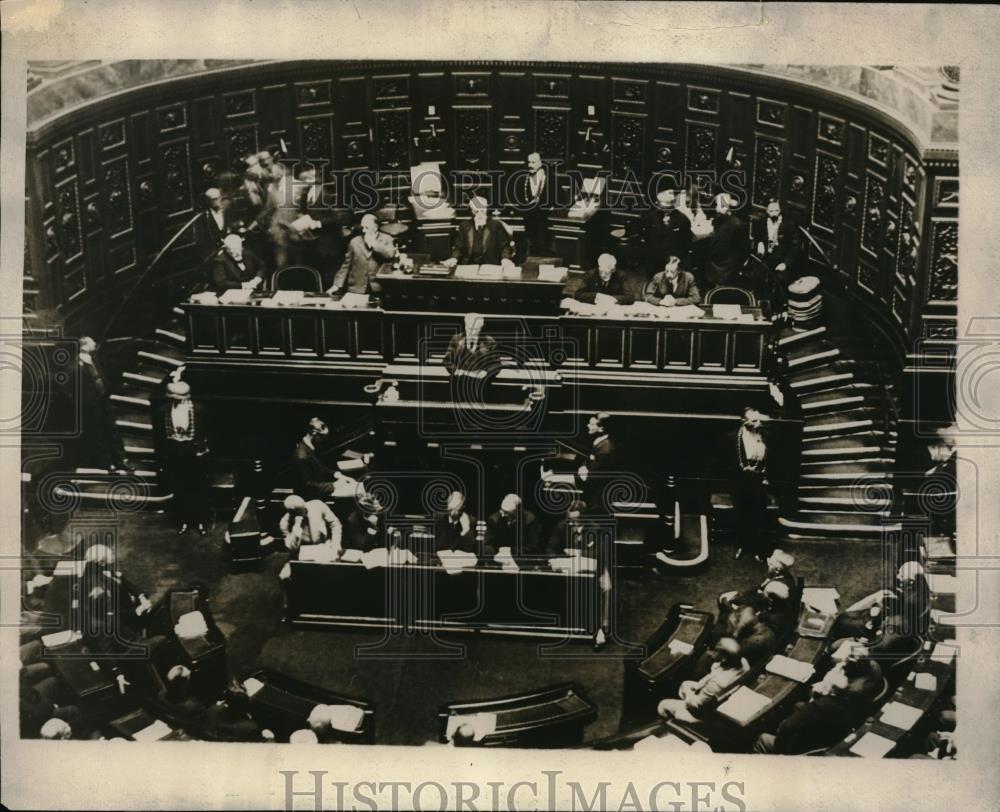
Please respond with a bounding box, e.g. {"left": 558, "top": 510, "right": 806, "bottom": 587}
{"left": 443, "top": 196, "right": 514, "bottom": 269}
{"left": 644, "top": 255, "right": 702, "bottom": 307}
{"left": 574, "top": 253, "right": 635, "bottom": 306}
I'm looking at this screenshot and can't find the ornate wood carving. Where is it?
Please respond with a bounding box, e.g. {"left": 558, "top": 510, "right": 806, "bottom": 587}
{"left": 375, "top": 76, "right": 409, "bottom": 99}
{"left": 455, "top": 107, "right": 490, "bottom": 168}
{"left": 223, "top": 90, "right": 256, "bottom": 118}
{"left": 812, "top": 153, "right": 839, "bottom": 230}
{"left": 102, "top": 157, "right": 134, "bottom": 235}
{"left": 928, "top": 220, "right": 958, "bottom": 302}
{"left": 756, "top": 99, "right": 785, "bottom": 128}
{"left": 161, "top": 141, "right": 192, "bottom": 216}
{"left": 53, "top": 139, "right": 75, "bottom": 174}
{"left": 455, "top": 74, "right": 489, "bottom": 97}
{"left": 55, "top": 179, "right": 82, "bottom": 260}
{"left": 297, "top": 81, "right": 331, "bottom": 107}
{"left": 535, "top": 109, "right": 568, "bottom": 163}
{"left": 868, "top": 132, "right": 890, "bottom": 167}
{"left": 612, "top": 114, "right": 644, "bottom": 178}
{"left": 753, "top": 138, "right": 783, "bottom": 206}
{"left": 861, "top": 173, "right": 886, "bottom": 254}
{"left": 226, "top": 126, "right": 258, "bottom": 167}
{"left": 614, "top": 79, "right": 647, "bottom": 104}
{"left": 685, "top": 123, "right": 716, "bottom": 171}
{"left": 99, "top": 119, "right": 126, "bottom": 151}
{"left": 817, "top": 114, "right": 844, "bottom": 146}
{"left": 157, "top": 103, "right": 187, "bottom": 132}
{"left": 535, "top": 75, "right": 569, "bottom": 99}
{"left": 300, "top": 116, "right": 333, "bottom": 159}
{"left": 896, "top": 198, "right": 917, "bottom": 280}
{"left": 502, "top": 132, "right": 524, "bottom": 154}
{"left": 687, "top": 87, "right": 719, "bottom": 114}
{"left": 375, "top": 109, "right": 410, "bottom": 170}
{"left": 858, "top": 260, "right": 878, "bottom": 294}
{"left": 933, "top": 177, "right": 959, "bottom": 208}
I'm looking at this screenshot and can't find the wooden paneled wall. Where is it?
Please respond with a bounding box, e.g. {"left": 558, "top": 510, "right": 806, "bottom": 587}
{"left": 25, "top": 61, "right": 958, "bottom": 366}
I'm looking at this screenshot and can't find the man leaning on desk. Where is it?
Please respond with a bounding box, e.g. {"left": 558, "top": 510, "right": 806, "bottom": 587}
{"left": 574, "top": 253, "right": 635, "bottom": 305}
{"left": 443, "top": 196, "right": 515, "bottom": 269}
{"left": 644, "top": 255, "right": 702, "bottom": 307}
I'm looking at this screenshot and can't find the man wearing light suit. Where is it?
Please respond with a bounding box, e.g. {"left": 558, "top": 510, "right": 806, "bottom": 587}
{"left": 644, "top": 256, "right": 702, "bottom": 307}
{"left": 329, "top": 214, "right": 395, "bottom": 296}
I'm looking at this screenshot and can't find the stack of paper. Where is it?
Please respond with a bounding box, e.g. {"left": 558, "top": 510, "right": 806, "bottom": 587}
{"left": 501, "top": 265, "right": 522, "bottom": 280}
{"left": 766, "top": 655, "right": 816, "bottom": 683}
{"left": 670, "top": 304, "right": 707, "bottom": 320}
{"left": 219, "top": 288, "right": 253, "bottom": 305}
{"left": 913, "top": 672, "right": 938, "bottom": 691}
{"left": 340, "top": 548, "right": 364, "bottom": 563}
{"left": 41, "top": 629, "right": 80, "bottom": 648}
{"left": 712, "top": 304, "right": 743, "bottom": 320}
{"left": 717, "top": 686, "right": 771, "bottom": 724}
{"left": 298, "top": 543, "right": 338, "bottom": 563}
{"left": 437, "top": 549, "right": 478, "bottom": 574}
{"left": 849, "top": 731, "right": 897, "bottom": 758}
{"left": 270, "top": 290, "right": 305, "bottom": 306}
{"left": 478, "top": 264, "right": 503, "bottom": 279}
{"left": 331, "top": 475, "right": 360, "bottom": 499}
{"left": 548, "top": 556, "right": 598, "bottom": 573}
{"left": 328, "top": 705, "right": 365, "bottom": 732}
{"left": 455, "top": 265, "right": 480, "bottom": 279}
{"left": 189, "top": 292, "right": 219, "bottom": 305}
{"left": 337, "top": 458, "right": 366, "bottom": 473}
{"left": 446, "top": 712, "right": 497, "bottom": 742}
{"left": 802, "top": 586, "right": 840, "bottom": 614}
{"left": 929, "top": 644, "right": 958, "bottom": 665}
{"left": 539, "top": 265, "right": 568, "bottom": 283}
{"left": 879, "top": 701, "right": 923, "bottom": 731}
{"left": 243, "top": 677, "right": 266, "bottom": 697}
{"left": 667, "top": 638, "right": 694, "bottom": 656}
{"left": 53, "top": 560, "right": 85, "bottom": 577}
{"left": 340, "top": 292, "right": 370, "bottom": 309}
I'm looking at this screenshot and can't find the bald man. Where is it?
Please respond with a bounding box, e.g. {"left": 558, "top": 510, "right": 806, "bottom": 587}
{"left": 445, "top": 196, "right": 513, "bottom": 267}
{"left": 207, "top": 234, "right": 266, "bottom": 294}
{"left": 485, "top": 494, "right": 541, "bottom": 560}
{"left": 330, "top": 213, "right": 395, "bottom": 296}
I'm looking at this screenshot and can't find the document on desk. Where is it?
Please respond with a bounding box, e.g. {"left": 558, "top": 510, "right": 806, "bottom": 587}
{"left": 802, "top": 586, "right": 840, "bottom": 614}
{"left": 340, "top": 292, "right": 370, "bottom": 308}
{"left": 270, "top": 290, "right": 306, "bottom": 306}
{"left": 717, "top": 686, "right": 771, "bottom": 724}
{"left": 133, "top": 719, "right": 174, "bottom": 742}
{"left": 298, "top": 544, "right": 338, "bottom": 563}
{"left": 539, "top": 265, "right": 568, "bottom": 283}
{"left": 667, "top": 304, "right": 707, "bottom": 320}
{"left": 219, "top": 288, "right": 253, "bottom": 305}
{"left": 478, "top": 264, "right": 503, "bottom": 279}
{"left": 913, "top": 671, "right": 938, "bottom": 692}
{"left": 766, "top": 654, "right": 816, "bottom": 683}
{"left": 667, "top": 638, "right": 694, "bottom": 656}
{"left": 879, "top": 701, "right": 924, "bottom": 731}
{"left": 455, "top": 265, "right": 480, "bottom": 279}
{"left": 548, "top": 555, "right": 598, "bottom": 573}
{"left": 501, "top": 265, "right": 523, "bottom": 280}
{"left": 242, "top": 677, "right": 265, "bottom": 697}
{"left": 189, "top": 292, "right": 219, "bottom": 305}
{"left": 712, "top": 304, "right": 743, "bottom": 320}
{"left": 849, "top": 731, "right": 897, "bottom": 758}
{"left": 437, "top": 549, "right": 478, "bottom": 574}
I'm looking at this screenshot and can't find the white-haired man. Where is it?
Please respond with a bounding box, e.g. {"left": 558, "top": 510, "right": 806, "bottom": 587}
{"left": 329, "top": 212, "right": 395, "bottom": 296}
{"left": 485, "top": 493, "right": 541, "bottom": 561}
{"left": 574, "top": 253, "right": 635, "bottom": 305}
{"left": 442, "top": 312, "right": 502, "bottom": 387}
{"left": 434, "top": 491, "right": 478, "bottom": 554}
{"left": 207, "top": 234, "right": 265, "bottom": 293}
{"left": 444, "top": 196, "right": 514, "bottom": 267}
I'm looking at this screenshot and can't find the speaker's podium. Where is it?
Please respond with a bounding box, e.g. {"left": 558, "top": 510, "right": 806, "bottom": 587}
{"left": 408, "top": 162, "right": 455, "bottom": 260}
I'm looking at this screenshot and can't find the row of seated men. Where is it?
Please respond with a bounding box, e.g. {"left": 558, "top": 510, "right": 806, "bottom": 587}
{"left": 197, "top": 152, "right": 802, "bottom": 303}
{"left": 19, "top": 543, "right": 366, "bottom": 744}
{"left": 646, "top": 554, "right": 937, "bottom": 755}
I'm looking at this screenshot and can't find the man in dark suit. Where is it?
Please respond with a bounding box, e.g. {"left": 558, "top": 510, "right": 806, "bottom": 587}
{"left": 645, "top": 188, "right": 693, "bottom": 273}
{"left": 576, "top": 411, "right": 624, "bottom": 510}
{"left": 291, "top": 418, "right": 345, "bottom": 500}
{"left": 547, "top": 500, "right": 606, "bottom": 560}
{"left": 443, "top": 313, "right": 502, "bottom": 385}
{"left": 434, "top": 491, "right": 477, "bottom": 554}
{"left": 77, "top": 336, "right": 131, "bottom": 473}
{"left": 751, "top": 198, "right": 802, "bottom": 282}
{"left": 157, "top": 376, "right": 210, "bottom": 536}
{"left": 485, "top": 494, "right": 542, "bottom": 562}
{"left": 444, "top": 196, "right": 514, "bottom": 267}
{"left": 270, "top": 163, "right": 345, "bottom": 278}
{"left": 342, "top": 495, "right": 389, "bottom": 553}
{"left": 207, "top": 234, "right": 266, "bottom": 294}
{"left": 521, "top": 152, "right": 551, "bottom": 256}
{"left": 329, "top": 213, "right": 395, "bottom": 296}
{"left": 644, "top": 256, "right": 702, "bottom": 307}
{"left": 194, "top": 188, "right": 237, "bottom": 262}
{"left": 704, "top": 193, "right": 750, "bottom": 288}
{"left": 574, "top": 253, "right": 635, "bottom": 305}
{"left": 754, "top": 654, "right": 884, "bottom": 754}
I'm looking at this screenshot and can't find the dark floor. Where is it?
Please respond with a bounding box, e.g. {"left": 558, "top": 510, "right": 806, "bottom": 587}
{"left": 77, "top": 505, "right": 887, "bottom": 746}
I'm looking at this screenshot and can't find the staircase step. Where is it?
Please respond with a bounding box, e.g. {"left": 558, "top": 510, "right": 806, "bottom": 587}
{"left": 780, "top": 515, "right": 900, "bottom": 534}
{"left": 121, "top": 437, "right": 156, "bottom": 458}
{"left": 801, "top": 456, "right": 894, "bottom": 469}
{"left": 800, "top": 468, "right": 893, "bottom": 482}
{"left": 778, "top": 325, "right": 827, "bottom": 346}
{"left": 53, "top": 481, "right": 171, "bottom": 508}
{"left": 123, "top": 364, "right": 171, "bottom": 389}
{"left": 137, "top": 349, "right": 184, "bottom": 369}
{"left": 801, "top": 437, "right": 890, "bottom": 459}
{"left": 113, "top": 409, "right": 154, "bottom": 433}
{"left": 787, "top": 371, "right": 855, "bottom": 393}
{"left": 786, "top": 347, "right": 840, "bottom": 370}
{"left": 74, "top": 467, "right": 158, "bottom": 479}
{"left": 155, "top": 326, "right": 187, "bottom": 347}
{"left": 803, "top": 417, "right": 875, "bottom": 436}
{"left": 798, "top": 494, "right": 893, "bottom": 509}
{"left": 110, "top": 390, "right": 152, "bottom": 408}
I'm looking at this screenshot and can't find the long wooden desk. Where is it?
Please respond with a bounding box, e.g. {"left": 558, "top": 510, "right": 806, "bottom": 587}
{"left": 285, "top": 558, "right": 605, "bottom": 644}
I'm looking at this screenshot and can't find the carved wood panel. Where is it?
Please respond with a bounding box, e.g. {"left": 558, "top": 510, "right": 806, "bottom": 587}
{"left": 611, "top": 113, "right": 644, "bottom": 179}
{"left": 225, "top": 125, "right": 259, "bottom": 168}
{"left": 299, "top": 115, "right": 333, "bottom": 159}
{"left": 753, "top": 137, "right": 783, "bottom": 206}
{"left": 535, "top": 108, "right": 568, "bottom": 163}
{"left": 684, "top": 122, "right": 717, "bottom": 171}
{"left": 101, "top": 156, "right": 134, "bottom": 238}
{"left": 161, "top": 140, "right": 193, "bottom": 216}
{"left": 812, "top": 153, "right": 840, "bottom": 230}
{"left": 55, "top": 177, "right": 83, "bottom": 263}
{"left": 861, "top": 173, "right": 886, "bottom": 255}
{"left": 928, "top": 220, "right": 958, "bottom": 302}
{"left": 374, "top": 109, "right": 410, "bottom": 170}
{"left": 454, "top": 107, "right": 490, "bottom": 168}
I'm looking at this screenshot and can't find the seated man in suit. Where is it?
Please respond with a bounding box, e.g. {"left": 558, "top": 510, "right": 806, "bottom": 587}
{"left": 207, "top": 234, "right": 266, "bottom": 294}
{"left": 434, "top": 491, "right": 477, "bottom": 554}
{"left": 443, "top": 196, "right": 514, "bottom": 268}
{"left": 727, "top": 602, "right": 780, "bottom": 668}
{"left": 656, "top": 637, "right": 749, "bottom": 722}
{"left": 291, "top": 418, "right": 348, "bottom": 500}
{"left": 753, "top": 652, "right": 884, "bottom": 754}
{"left": 485, "top": 494, "right": 542, "bottom": 563}
{"left": 644, "top": 255, "right": 702, "bottom": 307}
{"left": 342, "top": 495, "right": 391, "bottom": 553}
{"left": 575, "top": 253, "right": 635, "bottom": 305}
{"left": 547, "top": 500, "right": 605, "bottom": 559}
{"left": 279, "top": 495, "right": 342, "bottom": 558}
{"left": 751, "top": 198, "right": 802, "bottom": 282}
{"left": 719, "top": 548, "right": 796, "bottom": 611}
{"left": 329, "top": 213, "right": 395, "bottom": 297}
{"left": 833, "top": 560, "right": 931, "bottom": 639}
{"left": 645, "top": 188, "right": 693, "bottom": 274}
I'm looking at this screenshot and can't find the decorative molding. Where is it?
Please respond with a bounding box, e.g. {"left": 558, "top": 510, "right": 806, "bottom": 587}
{"left": 535, "top": 108, "right": 568, "bottom": 163}
{"left": 812, "top": 153, "right": 839, "bottom": 230}
{"left": 868, "top": 132, "right": 890, "bottom": 167}
{"left": 98, "top": 119, "right": 126, "bottom": 151}
{"left": 296, "top": 80, "right": 331, "bottom": 107}
{"left": 53, "top": 138, "right": 75, "bottom": 173}
{"left": 755, "top": 99, "right": 786, "bottom": 128}
{"left": 611, "top": 113, "right": 644, "bottom": 178}
{"left": 157, "top": 103, "right": 187, "bottom": 133}
{"left": 455, "top": 107, "right": 490, "bottom": 168}
{"left": 614, "top": 78, "right": 647, "bottom": 105}
{"left": 687, "top": 86, "right": 719, "bottom": 114}
{"left": 932, "top": 176, "right": 959, "bottom": 208}
{"left": 455, "top": 73, "right": 489, "bottom": 97}
{"left": 223, "top": 90, "right": 255, "bottom": 118}
{"left": 375, "top": 109, "right": 410, "bottom": 170}
{"left": 753, "top": 138, "right": 782, "bottom": 206}
{"left": 928, "top": 219, "right": 958, "bottom": 302}
{"left": 861, "top": 173, "right": 886, "bottom": 255}
{"left": 535, "top": 75, "right": 569, "bottom": 99}
{"left": 817, "top": 113, "right": 844, "bottom": 146}
{"left": 684, "top": 122, "right": 716, "bottom": 170}
{"left": 501, "top": 131, "right": 524, "bottom": 154}
{"left": 161, "top": 141, "right": 193, "bottom": 216}
{"left": 374, "top": 75, "right": 409, "bottom": 100}
{"left": 102, "top": 157, "right": 134, "bottom": 236}
{"left": 858, "top": 260, "right": 878, "bottom": 294}
{"left": 55, "top": 178, "right": 82, "bottom": 261}
{"left": 300, "top": 116, "right": 333, "bottom": 158}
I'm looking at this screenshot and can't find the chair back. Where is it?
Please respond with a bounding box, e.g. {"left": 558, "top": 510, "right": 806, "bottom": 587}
{"left": 704, "top": 286, "right": 756, "bottom": 307}
{"left": 271, "top": 266, "right": 323, "bottom": 292}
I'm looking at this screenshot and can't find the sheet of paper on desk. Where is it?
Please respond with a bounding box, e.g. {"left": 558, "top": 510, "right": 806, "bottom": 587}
{"left": 340, "top": 292, "right": 369, "bottom": 308}
{"left": 669, "top": 304, "right": 707, "bottom": 320}
{"left": 190, "top": 292, "right": 218, "bottom": 305}
{"left": 331, "top": 476, "right": 360, "bottom": 498}
{"left": 242, "top": 677, "right": 265, "bottom": 697}
{"left": 455, "top": 265, "right": 479, "bottom": 279}
{"left": 849, "top": 731, "right": 897, "bottom": 758}
{"left": 446, "top": 712, "right": 497, "bottom": 742}
{"left": 879, "top": 701, "right": 923, "bottom": 731}
{"left": 766, "top": 654, "right": 816, "bottom": 683}
{"left": 298, "top": 544, "right": 338, "bottom": 562}
{"left": 539, "top": 265, "right": 568, "bottom": 283}
{"left": 133, "top": 718, "right": 174, "bottom": 742}
{"left": 337, "top": 458, "right": 366, "bottom": 473}
{"left": 437, "top": 550, "right": 478, "bottom": 573}
{"left": 667, "top": 638, "right": 694, "bottom": 656}
{"left": 913, "top": 672, "right": 938, "bottom": 691}
{"left": 549, "top": 556, "right": 597, "bottom": 573}
{"left": 42, "top": 629, "right": 79, "bottom": 648}
{"left": 478, "top": 264, "right": 503, "bottom": 279}
{"left": 271, "top": 290, "right": 305, "bottom": 306}
{"left": 501, "top": 265, "right": 522, "bottom": 279}
{"left": 594, "top": 292, "right": 618, "bottom": 309}
{"left": 219, "top": 288, "right": 253, "bottom": 304}
{"left": 802, "top": 586, "right": 840, "bottom": 614}
{"left": 712, "top": 304, "right": 743, "bottom": 320}
{"left": 717, "top": 686, "right": 771, "bottom": 723}
{"left": 929, "top": 644, "right": 958, "bottom": 664}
